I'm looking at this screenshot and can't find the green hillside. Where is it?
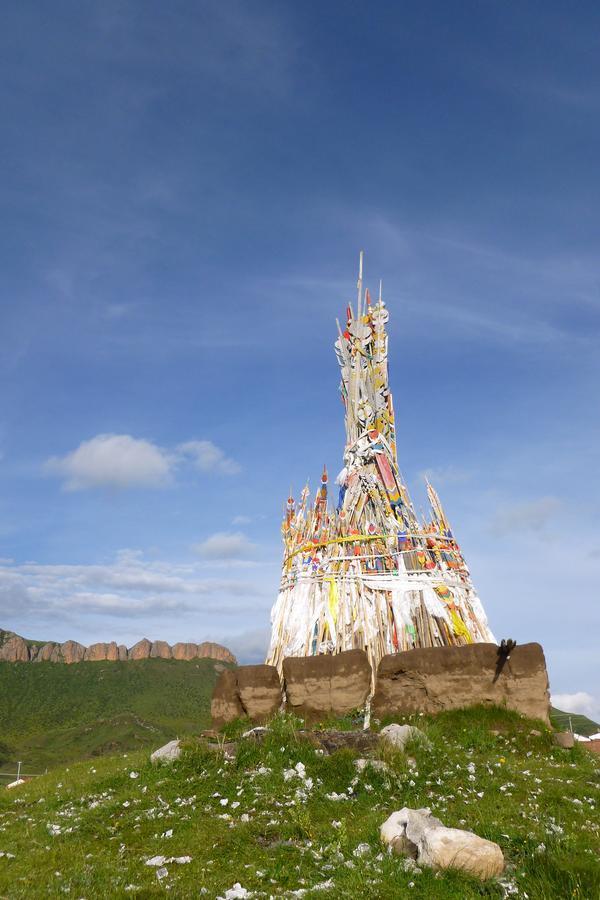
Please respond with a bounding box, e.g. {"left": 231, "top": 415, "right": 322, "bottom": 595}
{"left": 551, "top": 706, "right": 599, "bottom": 737}
{"left": 0, "top": 707, "right": 598, "bottom": 898}
{"left": 0, "top": 658, "right": 230, "bottom": 777}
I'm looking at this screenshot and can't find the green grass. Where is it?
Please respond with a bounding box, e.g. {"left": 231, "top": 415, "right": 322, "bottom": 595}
{"left": 0, "top": 706, "right": 597, "bottom": 898}
{"left": 0, "top": 659, "right": 230, "bottom": 776}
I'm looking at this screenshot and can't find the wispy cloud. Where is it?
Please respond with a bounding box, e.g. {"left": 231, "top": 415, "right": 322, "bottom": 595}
{"left": 419, "top": 465, "right": 471, "bottom": 486}
{"left": 232, "top": 514, "right": 252, "bottom": 526}
{"left": 178, "top": 440, "right": 240, "bottom": 476}
{"left": 194, "top": 532, "right": 256, "bottom": 561}
{"left": 489, "top": 496, "right": 561, "bottom": 537}
{"left": 336, "top": 212, "right": 600, "bottom": 347}
{"left": 94, "top": 0, "right": 298, "bottom": 100}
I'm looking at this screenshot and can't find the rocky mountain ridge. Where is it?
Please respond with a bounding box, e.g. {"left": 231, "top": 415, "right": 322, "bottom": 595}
{"left": 0, "top": 629, "right": 236, "bottom": 665}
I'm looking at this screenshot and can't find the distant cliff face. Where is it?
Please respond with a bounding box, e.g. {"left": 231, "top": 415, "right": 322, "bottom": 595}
{"left": 0, "top": 629, "right": 237, "bottom": 665}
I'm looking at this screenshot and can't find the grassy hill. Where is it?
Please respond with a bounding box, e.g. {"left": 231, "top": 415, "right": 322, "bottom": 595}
{"left": 551, "top": 706, "right": 599, "bottom": 737}
{"left": 0, "top": 706, "right": 598, "bottom": 898}
{"left": 0, "top": 658, "right": 230, "bottom": 777}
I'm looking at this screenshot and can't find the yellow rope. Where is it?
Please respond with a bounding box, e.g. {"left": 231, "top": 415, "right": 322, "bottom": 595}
{"left": 284, "top": 532, "right": 387, "bottom": 564}
{"left": 283, "top": 531, "right": 458, "bottom": 565}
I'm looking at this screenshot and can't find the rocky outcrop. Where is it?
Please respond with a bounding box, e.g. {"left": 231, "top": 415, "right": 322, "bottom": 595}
{"left": 0, "top": 635, "right": 30, "bottom": 662}
{"left": 381, "top": 807, "right": 505, "bottom": 879}
{"left": 33, "top": 642, "right": 58, "bottom": 662}
{"left": 172, "top": 642, "right": 199, "bottom": 660}
{"left": 283, "top": 649, "right": 371, "bottom": 722}
{"left": 85, "top": 642, "right": 120, "bottom": 661}
{"left": 372, "top": 643, "right": 550, "bottom": 724}
{"left": 61, "top": 640, "right": 86, "bottom": 664}
{"left": 0, "top": 628, "right": 237, "bottom": 665}
{"left": 150, "top": 640, "right": 172, "bottom": 659}
{"left": 197, "top": 641, "right": 235, "bottom": 663}
{"left": 129, "top": 638, "right": 153, "bottom": 660}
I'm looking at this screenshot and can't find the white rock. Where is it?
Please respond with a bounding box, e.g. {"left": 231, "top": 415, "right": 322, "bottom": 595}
{"left": 151, "top": 740, "right": 182, "bottom": 764}
{"left": 242, "top": 726, "right": 268, "bottom": 738}
{"left": 380, "top": 807, "right": 504, "bottom": 880}
{"left": 379, "top": 724, "right": 431, "bottom": 752}
{"left": 223, "top": 884, "right": 250, "bottom": 899}
{"left": 354, "top": 758, "right": 389, "bottom": 773}
{"left": 146, "top": 854, "right": 191, "bottom": 866}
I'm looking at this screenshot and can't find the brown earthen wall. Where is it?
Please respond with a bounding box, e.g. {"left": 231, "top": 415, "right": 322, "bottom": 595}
{"left": 372, "top": 642, "right": 550, "bottom": 724}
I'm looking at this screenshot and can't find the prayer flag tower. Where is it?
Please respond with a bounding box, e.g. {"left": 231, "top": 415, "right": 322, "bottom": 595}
{"left": 266, "top": 255, "right": 495, "bottom": 676}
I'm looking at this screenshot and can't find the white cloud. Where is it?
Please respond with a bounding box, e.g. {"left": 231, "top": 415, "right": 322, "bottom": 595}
{"left": 44, "top": 434, "right": 240, "bottom": 490}
{"left": 551, "top": 691, "right": 600, "bottom": 723}
{"left": 104, "top": 302, "right": 137, "bottom": 320}
{"left": 45, "top": 434, "right": 172, "bottom": 490}
{"left": 57, "top": 591, "right": 190, "bottom": 616}
{"left": 419, "top": 465, "right": 471, "bottom": 485}
{"left": 178, "top": 440, "right": 240, "bottom": 475}
{"left": 225, "top": 626, "right": 270, "bottom": 664}
{"left": 194, "top": 531, "right": 255, "bottom": 560}
{"left": 0, "top": 553, "right": 265, "bottom": 625}
{"left": 489, "top": 496, "right": 561, "bottom": 537}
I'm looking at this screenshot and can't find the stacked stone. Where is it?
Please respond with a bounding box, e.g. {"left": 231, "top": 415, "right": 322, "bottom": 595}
{"left": 212, "top": 643, "right": 551, "bottom": 728}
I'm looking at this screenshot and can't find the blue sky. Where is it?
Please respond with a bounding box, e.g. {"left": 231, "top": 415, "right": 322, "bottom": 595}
{"left": 1, "top": 2, "right": 599, "bottom": 717}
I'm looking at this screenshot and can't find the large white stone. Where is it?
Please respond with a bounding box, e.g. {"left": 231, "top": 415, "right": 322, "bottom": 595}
{"left": 150, "top": 739, "right": 182, "bottom": 764}
{"left": 380, "top": 723, "right": 431, "bottom": 751}
{"left": 381, "top": 807, "right": 504, "bottom": 880}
